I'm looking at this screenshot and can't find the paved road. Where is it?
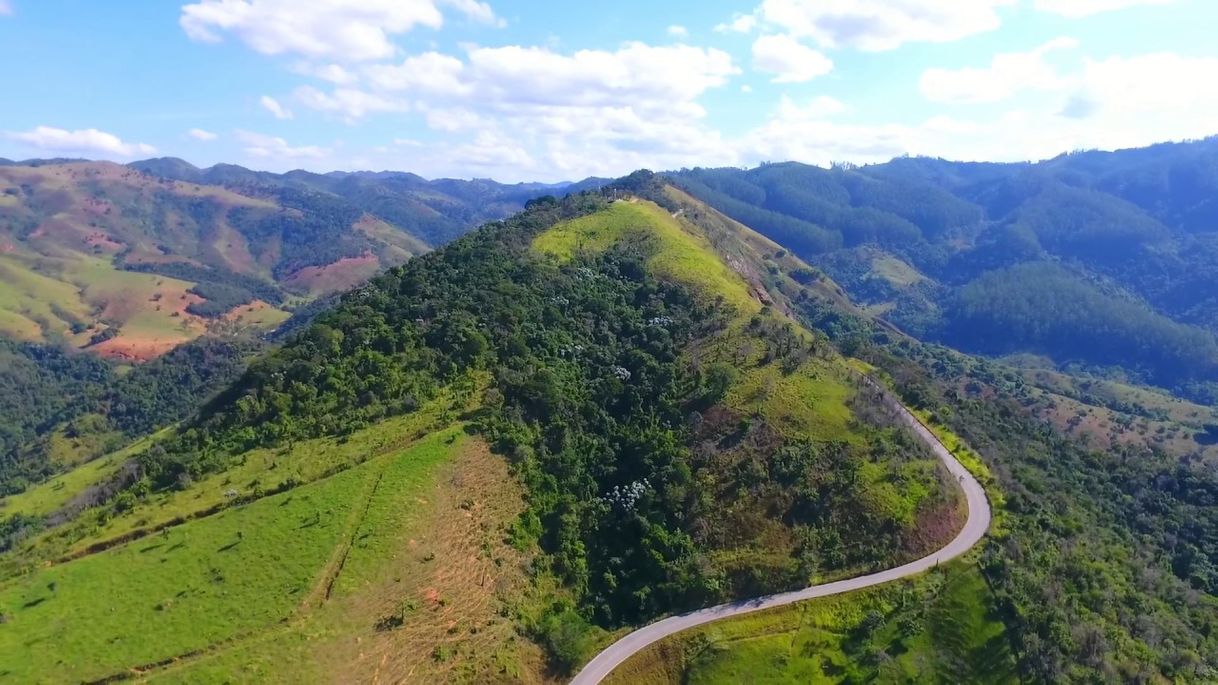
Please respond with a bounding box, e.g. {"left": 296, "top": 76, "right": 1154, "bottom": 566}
{"left": 570, "top": 387, "right": 992, "bottom": 685}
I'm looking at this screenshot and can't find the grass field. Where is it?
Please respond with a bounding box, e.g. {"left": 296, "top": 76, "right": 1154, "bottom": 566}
{"left": 603, "top": 561, "right": 1016, "bottom": 685}
{"left": 145, "top": 432, "right": 547, "bottom": 684}
{"left": 535, "top": 199, "right": 760, "bottom": 314}
{"left": 870, "top": 252, "right": 926, "bottom": 287}
{"left": 0, "top": 456, "right": 372, "bottom": 682}
{"left": 3, "top": 382, "right": 475, "bottom": 570}
{"left": 0, "top": 431, "right": 162, "bottom": 519}
{"left": 0, "top": 425, "right": 475, "bottom": 683}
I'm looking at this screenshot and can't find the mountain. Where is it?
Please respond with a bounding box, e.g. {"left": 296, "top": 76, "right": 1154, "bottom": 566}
{"left": 668, "top": 137, "right": 1218, "bottom": 398}
{"left": 0, "top": 174, "right": 970, "bottom": 682}
{"left": 1, "top": 167, "right": 1215, "bottom": 683}
{"left": 126, "top": 157, "right": 588, "bottom": 246}
{"left": 0, "top": 159, "right": 568, "bottom": 361}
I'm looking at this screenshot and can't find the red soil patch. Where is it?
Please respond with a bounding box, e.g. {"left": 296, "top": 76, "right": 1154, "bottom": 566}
{"left": 283, "top": 253, "right": 380, "bottom": 295}
{"left": 91, "top": 336, "right": 190, "bottom": 362}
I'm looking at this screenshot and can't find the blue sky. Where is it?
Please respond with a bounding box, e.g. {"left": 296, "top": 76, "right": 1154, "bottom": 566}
{"left": 1, "top": 0, "right": 1216, "bottom": 181}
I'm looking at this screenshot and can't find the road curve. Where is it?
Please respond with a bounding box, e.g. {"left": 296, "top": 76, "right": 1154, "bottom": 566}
{"left": 570, "top": 386, "right": 992, "bottom": 685}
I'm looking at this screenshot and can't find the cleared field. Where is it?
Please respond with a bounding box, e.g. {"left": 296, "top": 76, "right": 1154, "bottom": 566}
{"left": 147, "top": 433, "right": 548, "bottom": 684}
{"left": 870, "top": 252, "right": 925, "bottom": 287}
{"left": 0, "top": 425, "right": 472, "bottom": 683}
{"left": 4, "top": 385, "right": 471, "bottom": 570}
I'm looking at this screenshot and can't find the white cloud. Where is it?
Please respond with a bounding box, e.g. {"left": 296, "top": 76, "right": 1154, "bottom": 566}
{"left": 294, "top": 85, "right": 408, "bottom": 120}
{"left": 1034, "top": 0, "right": 1173, "bottom": 17}
{"left": 462, "top": 43, "right": 739, "bottom": 106}
{"left": 450, "top": 130, "right": 535, "bottom": 169}
{"left": 260, "top": 95, "right": 294, "bottom": 119}
{"left": 715, "top": 13, "right": 757, "bottom": 33}
{"left": 439, "top": 0, "right": 505, "bottom": 26}
{"left": 667, "top": 24, "right": 689, "bottom": 38}
{"left": 303, "top": 42, "right": 741, "bottom": 180}
{"left": 267, "top": 49, "right": 1218, "bottom": 182}
{"left": 750, "top": 0, "right": 1015, "bottom": 51}
{"left": 742, "top": 51, "right": 1218, "bottom": 168}
{"left": 0, "top": 1, "right": 12, "bottom": 16}
{"left": 920, "top": 37, "right": 1078, "bottom": 104}
{"left": 752, "top": 34, "right": 834, "bottom": 82}
{"left": 235, "top": 130, "right": 327, "bottom": 159}
{"left": 6, "top": 126, "right": 156, "bottom": 158}
{"left": 352, "top": 42, "right": 738, "bottom": 108}
{"left": 179, "top": 0, "right": 499, "bottom": 62}
{"left": 188, "top": 128, "right": 219, "bottom": 141}
{"left": 292, "top": 62, "right": 358, "bottom": 85}
{"left": 365, "top": 52, "right": 471, "bottom": 95}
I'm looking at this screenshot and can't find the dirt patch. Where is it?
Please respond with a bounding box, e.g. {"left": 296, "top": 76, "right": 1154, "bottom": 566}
{"left": 91, "top": 335, "right": 192, "bottom": 362}
{"left": 334, "top": 441, "right": 551, "bottom": 685}
{"left": 83, "top": 231, "right": 124, "bottom": 253}
{"left": 283, "top": 253, "right": 380, "bottom": 296}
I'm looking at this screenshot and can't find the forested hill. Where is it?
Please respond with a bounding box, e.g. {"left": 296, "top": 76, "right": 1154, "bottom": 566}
{"left": 668, "top": 137, "right": 1218, "bottom": 398}
{"left": 0, "top": 159, "right": 569, "bottom": 360}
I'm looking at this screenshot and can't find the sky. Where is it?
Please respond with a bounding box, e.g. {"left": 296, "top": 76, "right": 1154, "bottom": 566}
{"left": 1, "top": 0, "right": 1216, "bottom": 182}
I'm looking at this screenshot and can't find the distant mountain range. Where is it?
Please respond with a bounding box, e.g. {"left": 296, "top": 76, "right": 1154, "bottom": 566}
{"left": 668, "top": 137, "right": 1218, "bottom": 398}
{"left": 0, "top": 156, "right": 605, "bottom": 360}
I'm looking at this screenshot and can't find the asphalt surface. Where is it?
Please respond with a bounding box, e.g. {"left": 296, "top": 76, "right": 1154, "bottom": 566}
{"left": 569, "top": 389, "right": 992, "bottom": 685}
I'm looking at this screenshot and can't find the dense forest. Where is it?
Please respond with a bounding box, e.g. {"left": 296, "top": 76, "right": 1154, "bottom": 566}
{"left": 882, "top": 342, "right": 1217, "bottom": 682}
{"left": 791, "top": 290, "right": 1218, "bottom": 682}
{"left": 0, "top": 336, "right": 263, "bottom": 495}
{"left": 670, "top": 138, "right": 1218, "bottom": 397}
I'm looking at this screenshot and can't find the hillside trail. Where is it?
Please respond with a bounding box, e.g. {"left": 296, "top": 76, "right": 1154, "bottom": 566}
{"left": 570, "top": 380, "right": 992, "bottom": 684}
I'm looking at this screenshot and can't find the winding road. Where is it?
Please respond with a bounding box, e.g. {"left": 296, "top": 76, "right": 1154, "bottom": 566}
{"left": 570, "top": 386, "right": 992, "bottom": 684}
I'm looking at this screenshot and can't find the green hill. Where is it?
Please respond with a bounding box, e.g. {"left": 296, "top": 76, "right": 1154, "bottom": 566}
{"left": 0, "top": 175, "right": 964, "bottom": 682}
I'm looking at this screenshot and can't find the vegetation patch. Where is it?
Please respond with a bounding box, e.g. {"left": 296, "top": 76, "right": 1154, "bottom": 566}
{"left": 604, "top": 561, "right": 1016, "bottom": 685}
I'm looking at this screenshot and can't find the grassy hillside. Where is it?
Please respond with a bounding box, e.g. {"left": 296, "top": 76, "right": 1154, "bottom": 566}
{"left": 0, "top": 177, "right": 973, "bottom": 680}
{"left": 0, "top": 425, "right": 505, "bottom": 683}
{"left": 672, "top": 153, "right": 1218, "bottom": 677}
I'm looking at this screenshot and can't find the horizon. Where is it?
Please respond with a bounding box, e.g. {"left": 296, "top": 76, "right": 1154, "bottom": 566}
{"left": 2, "top": 1, "right": 1217, "bottom": 182}
{"left": 7, "top": 133, "right": 1215, "bottom": 186}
